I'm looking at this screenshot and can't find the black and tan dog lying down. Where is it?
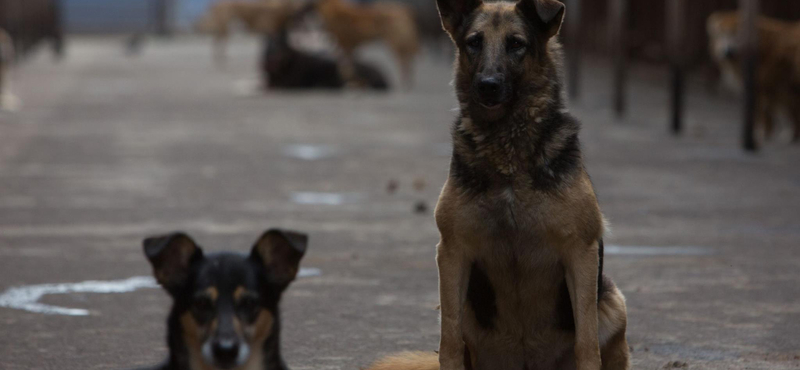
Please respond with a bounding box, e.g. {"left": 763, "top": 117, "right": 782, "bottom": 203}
{"left": 260, "top": 29, "right": 389, "bottom": 91}
{"left": 137, "top": 229, "right": 309, "bottom": 370}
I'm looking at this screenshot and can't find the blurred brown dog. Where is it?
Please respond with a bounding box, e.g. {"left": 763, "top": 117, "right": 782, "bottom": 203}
{"left": 312, "top": 0, "right": 419, "bottom": 88}
{"left": 195, "top": 0, "right": 301, "bottom": 66}
{"left": 707, "top": 11, "right": 800, "bottom": 142}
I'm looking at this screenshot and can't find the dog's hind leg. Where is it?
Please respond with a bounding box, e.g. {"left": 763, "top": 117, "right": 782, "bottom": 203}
{"left": 214, "top": 35, "right": 229, "bottom": 68}
{"left": 598, "top": 277, "right": 630, "bottom": 370}
{"left": 757, "top": 94, "right": 776, "bottom": 141}
{"left": 337, "top": 52, "right": 361, "bottom": 88}
{"left": 399, "top": 54, "right": 414, "bottom": 90}
{"left": 601, "top": 332, "right": 629, "bottom": 370}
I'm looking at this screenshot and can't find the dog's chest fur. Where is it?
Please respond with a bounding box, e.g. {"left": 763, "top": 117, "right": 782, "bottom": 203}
{"left": 452, "top": 185, "right": 581, "bottom": 365}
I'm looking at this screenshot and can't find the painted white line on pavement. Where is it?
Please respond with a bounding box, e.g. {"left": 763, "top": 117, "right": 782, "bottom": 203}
{"left": 0, "top": 276, "right": 157, "bottom": 316}
{"left": 290, "top": 192, "right": 363, "bottom": 206}
{"left": 282, "top": 144, "right": 337, "bottom": 161}
{"left": 606, "top": 245, "right": 713, "bottom": 256}
{"left": 0, "top": 268, "right": 322, "bottom": 316}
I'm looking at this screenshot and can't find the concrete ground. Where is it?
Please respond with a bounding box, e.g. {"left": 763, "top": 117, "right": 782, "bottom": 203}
{"left": 0, "top": 36, "right": 799, "bottom": 370}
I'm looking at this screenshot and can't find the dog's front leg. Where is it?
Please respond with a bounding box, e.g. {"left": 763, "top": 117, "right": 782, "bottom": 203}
{"left": 565, "top": 240, "right": 602, "bottom": 370}
{"left": 437, "top": 240, "right": 468, "bottom": 370}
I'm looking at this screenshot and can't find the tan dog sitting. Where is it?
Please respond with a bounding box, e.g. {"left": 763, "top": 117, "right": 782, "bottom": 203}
{"left": 708, "top": 11, "right": 800, "bottom": 142}
{"left": 366, "top": 1, "right": 630, "bottom": 370}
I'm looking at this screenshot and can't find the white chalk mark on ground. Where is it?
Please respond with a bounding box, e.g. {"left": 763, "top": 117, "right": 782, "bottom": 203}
{"left": 0, "top": 276, "right": 157, "bottom": 316}
{"left": 290, "top": 192, "right": 363, "bottom": 206}
{"left": 298, "top": 267, "right": 322, "bottom": 278}
{"left": 606, "top": 245, "right": 713, "bottom": 256}
{"left": 0, "top": 268, "right": 322, "bottom": 316}
{"left": 282, "top": 144, "right": 336, "bottom": 161}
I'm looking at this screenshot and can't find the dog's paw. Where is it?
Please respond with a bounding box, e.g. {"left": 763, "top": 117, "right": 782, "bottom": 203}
{"left": 439, "top": 355, "right": 466, "bottom": 370}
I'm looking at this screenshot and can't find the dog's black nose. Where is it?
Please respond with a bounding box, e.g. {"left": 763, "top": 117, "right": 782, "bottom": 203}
{"left": 477, "top": 77, "right": 503, "bottom": 97}
{"left": 212, "top": 338, "right": 240, "bottom": 365}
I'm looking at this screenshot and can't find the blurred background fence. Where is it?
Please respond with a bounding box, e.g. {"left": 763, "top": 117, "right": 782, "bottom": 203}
{"left": 3, "top": 0, "right": 800, "bottom": 150}
{"left": 6, "top": 0, "right": 800, "bottom": 66}
{"left": 571, "top": 0, "right": 800, "bottom": 68}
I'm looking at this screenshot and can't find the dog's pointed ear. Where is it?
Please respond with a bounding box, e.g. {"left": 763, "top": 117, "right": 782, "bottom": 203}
{"left": 250, "top": 229, "right": 308, "bottom": 286}
{"left": 144, "top": 232, "right": 203, "bottom": 291}
{"left": 517, "top": 0, "right": 565, "bottom": 39}
{"left": 437, "top": 0, "right": 482, "bottom": 38}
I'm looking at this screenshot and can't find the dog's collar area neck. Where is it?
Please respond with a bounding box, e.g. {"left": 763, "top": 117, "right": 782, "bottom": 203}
{"left": 461, "top": 98, "right": 564, "bottom": 132}
{"left": 452, "top": 100, "right": 578, "bottom": 182}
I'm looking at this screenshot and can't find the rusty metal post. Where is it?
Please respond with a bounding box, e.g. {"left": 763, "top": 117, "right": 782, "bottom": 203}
{"left": 740, "top": 0, "right": 759, "bottom": 151}
{"left": 609, "top": 0, "right": 628, "bottom": 117}
{"left": 666, "top": 0, "right": 687, "bottom": 135}
{"left": 565, "top": 0, "right": 582, "bottom": 100}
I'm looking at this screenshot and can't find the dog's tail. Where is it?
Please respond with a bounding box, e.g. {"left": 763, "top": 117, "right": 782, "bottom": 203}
{"left": 365, "top": 351, "right": 439, "bottom": 370}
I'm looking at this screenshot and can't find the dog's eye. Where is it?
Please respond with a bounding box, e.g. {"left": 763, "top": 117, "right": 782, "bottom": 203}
{"left": 193, "top": 296, "right": 214, "bottom": 313}
{"left": 466, "top": 35, "right": 482, "bottom": 51}
{"left": 238, "top": 296, "right": 259, "bottom": 313}
{"left": 507, "top": 38, "right": 526, "bottom": 52}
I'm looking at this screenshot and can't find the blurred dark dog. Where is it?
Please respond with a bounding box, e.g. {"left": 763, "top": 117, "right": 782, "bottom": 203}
{"left": 262, "top": 29, "right": 389, "bottom": 90}
{"left": 708, "top": 11, "right": 800, "bottom": 142}
{"left": 139, "top": 229, "right": 308, "bottom": 370}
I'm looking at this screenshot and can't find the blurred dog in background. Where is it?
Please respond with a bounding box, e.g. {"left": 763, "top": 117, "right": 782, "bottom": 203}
{"left": 309, "top": 0, "right": 419, "bottom": 88}
{"left": 195, "top": 0, "right": 302, "bottom": 66}
{"left": 262, "top": 27, "right": 389, "bottom": 90}
{"left": 197, "top": 0, "right": 391, "bottom": 92}
{"left": 707, "top": 11, "right": 800, "bottom": 142}
{"left": 0, "top": 28, "right": 21, "bottom": 112}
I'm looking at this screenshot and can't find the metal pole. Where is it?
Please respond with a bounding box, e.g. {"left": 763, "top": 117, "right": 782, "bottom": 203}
{"left": 0, "top": 46, "right": 4, "bottom": 99}
{"left": 154, "top": 0, "right": 174, "bottom": 37}
{"left": 670, "top": 65, "right": 684, "bottom": 134}
{"left": 740, "top": 0, "right": 759, "bottom": 151}
{"left": 0, "top": 1, "right": 5, "bottom": 97}
{"left": 609, "top": 0, "right": 628, "bottom": 117}
{"left": 666, "top": 0, "right": 686, "bottom": 135}
{"left": 51, "top": 0, "right": 64, "bottom": 59}
{"left": 565, "top": 0, "right": 582, "bottom": 100}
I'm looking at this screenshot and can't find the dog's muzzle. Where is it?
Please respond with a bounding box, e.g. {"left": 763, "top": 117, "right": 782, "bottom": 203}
{"left": 474, "top": 75, "right": 508, "bottom": 109}
{"left": 203, "top": 336, "right": 250, "bottom": 369}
